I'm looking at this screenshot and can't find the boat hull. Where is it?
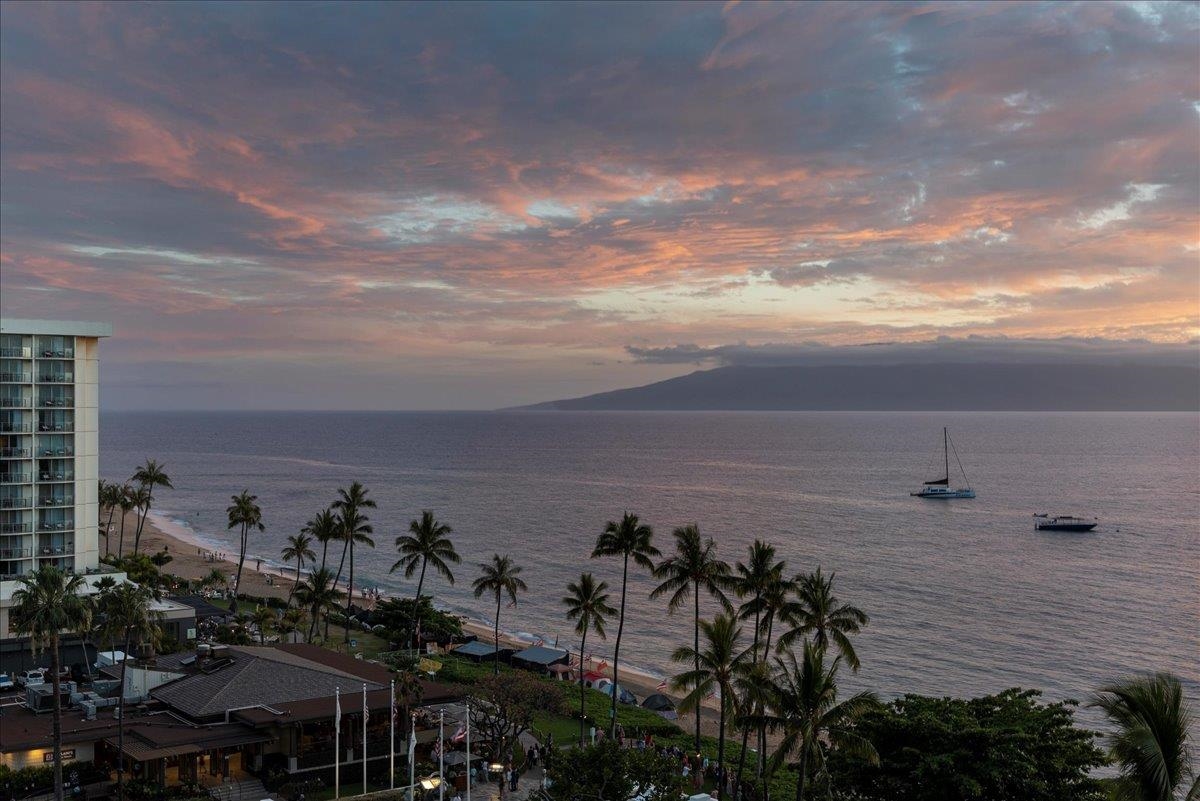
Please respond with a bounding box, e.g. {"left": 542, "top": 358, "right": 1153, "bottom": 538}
{"left": 1035, "top": 522, "right": 1097, "bottom": 532}
{"left": 911, "top": 488, "right": 976, "bottom": 499}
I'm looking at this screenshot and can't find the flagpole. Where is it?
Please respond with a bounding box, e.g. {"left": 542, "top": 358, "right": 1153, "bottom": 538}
{"left": 389, "top": 680, "right": 395, "bottom": 791}
{"left": 465, "top": 704, "right": 471, "bottom": 801}
{"left": 438, "top": 710, "right": 444, "bottom": 801}
{"left": 409, "top": 713, "right": 416, "bottom": 800}
{"left": 362, "top": 683, "right": 368, "bottom": 795}
{"left": 335, "top": 687, "right": 341, "bottom": 801}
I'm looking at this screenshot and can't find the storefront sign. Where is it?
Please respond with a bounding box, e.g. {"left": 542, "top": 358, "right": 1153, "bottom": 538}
{"left": 43, "top": 750, "right": 76, "bottom": 763}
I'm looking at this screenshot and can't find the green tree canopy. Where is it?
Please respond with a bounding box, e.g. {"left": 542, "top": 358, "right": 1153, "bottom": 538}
{"left": 825, "top": 688, "right": 1107, "bottom": 801}
{"left": 544, "top": 740, "right": 685, "bottom": 801}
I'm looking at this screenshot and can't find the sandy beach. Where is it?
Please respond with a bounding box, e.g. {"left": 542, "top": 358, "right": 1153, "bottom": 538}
{"left": 124, "top": 512, "right": 731, "bottom": 739}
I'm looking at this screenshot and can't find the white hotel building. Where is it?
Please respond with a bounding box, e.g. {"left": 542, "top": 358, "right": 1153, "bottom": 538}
{"left": 0, "top": 318, "right": 111, "bottom": 640}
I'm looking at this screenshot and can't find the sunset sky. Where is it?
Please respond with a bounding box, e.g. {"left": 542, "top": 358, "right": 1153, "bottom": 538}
{"left": 1, "top": 2, "right": 1197, "bottom": 409}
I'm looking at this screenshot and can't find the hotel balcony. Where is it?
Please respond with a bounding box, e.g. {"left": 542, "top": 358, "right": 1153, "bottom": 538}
{"left": 38, "top": 470, "right": 74, "bottom": 482}
{"left": 0, "top": 347, "right": 32, "bottom": 359}
{"left": 36, "top": 519, "right": 74, "bottom": 533}
{"left": 37, "top": 543, "right": 75, "bottom": 558}
{"left": 0, "top": 496, "right": 32, "bottom": 510}
{"left": 0, "top": 547, "right": 32, "bottom": 560}
{"left": 36, "top": 422, "right": 73, "bottom": 433}
{"left": 0, "top": 372, "right": 32, "bottom": 383}
{"left": 0, "top": 522, "right": 31, "bottom": 534}
{"left": 37, "top": 495, "right": 74, "bottom": 508}
{"left": 37, "top": 348, "right": 75, "bottom": 359}
{"left": 0, "top": 397, "right": 32, "bottom": 408}
{"left": 0, "top": 473, "right": 32, "bottom": 485}
{"left": 1, "top": 447, "right": 32, "bottom": 458}
{"left": 37, "top": 446, "right": 74, "bottom": 457}
{"left": 0, "top": 423, "right": 32, "bottom": 433}
{"left": 40, "top": 397, "right": 74, "bottom": 408}
{"left": 36, "top": 374, "right": 74, "bottom": 384}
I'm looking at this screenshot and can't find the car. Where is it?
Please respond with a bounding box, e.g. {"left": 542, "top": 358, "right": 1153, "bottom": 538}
{"left": 15, "top": 668, "right": 47, "bottom": 688}
{"left": 0, "top": 672, "right": 14, "bottom": 691}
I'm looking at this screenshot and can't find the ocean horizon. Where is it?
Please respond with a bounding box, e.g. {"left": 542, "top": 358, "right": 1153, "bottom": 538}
{"left": 101, "top": 409, "right": 1199, "bottom": 735}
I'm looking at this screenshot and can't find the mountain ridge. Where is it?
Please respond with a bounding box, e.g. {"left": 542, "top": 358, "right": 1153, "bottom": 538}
{"left": 518, "top": 363, "right": 1200, "bottom": 411}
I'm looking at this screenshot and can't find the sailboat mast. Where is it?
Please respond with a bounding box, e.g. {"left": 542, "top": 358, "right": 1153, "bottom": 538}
{"left": 944, "top": 427, "right": 949, "bottom": 483}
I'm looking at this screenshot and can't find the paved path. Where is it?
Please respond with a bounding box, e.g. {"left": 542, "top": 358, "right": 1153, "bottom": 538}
{"left": 459, "top": 731, "right": 545, "bottom": 801}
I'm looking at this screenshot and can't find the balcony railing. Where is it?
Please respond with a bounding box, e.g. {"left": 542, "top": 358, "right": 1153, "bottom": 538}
{"left": 41, "top": 398, "right": 73, "bottom": 407}
{"left": 0, "top": 373, "right": 31, "bottom": 383}
{"left": 0, "top": 398, "right": 31, "bottom": 408}
{"left": 39, "top": 472, "right": 74, "bottom": 482}
{"left": 1, "top": 423, "right": 31, "bottom": 433}
{"left": 0, "top": 548, "right": 32, "bottom": 560}
{"left": 36, "top": 521, "right": 73, "bottom": 533}
{"left": 0, "top": 347, "right": 31, "bottom": 358}
{"left": 37, "top": 545, "right": 75, "bottom": 557}
{"left": 37, "top": 424, "right": 73, "bottom": 433}
{"left": 1, "top": 448, "right": 31, "bottom": 458}
{"left": 37, "top": 375, "right": 73, "bottom": 384}
{"left": 38, "top": 448, "right": 73, "bottom": 457}
{"left": 0, "top": 497, "right": 32, "bottom": 509}
{"left": 1, "top": 474, "right": 31, "bottom": 484}
{"left": 38, "top": 496, "right": 74, "bottom": 507}
{"left": 38, "top": 350, "right": 75, "bottom": 359}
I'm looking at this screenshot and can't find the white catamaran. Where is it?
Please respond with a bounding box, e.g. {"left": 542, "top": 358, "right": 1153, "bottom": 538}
{"left": 912, "top": 427, "right": 976, "bottom": 499}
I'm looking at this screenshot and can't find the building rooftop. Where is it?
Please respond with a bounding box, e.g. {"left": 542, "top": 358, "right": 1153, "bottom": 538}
{"left": 0, "top": 318, "right": 111, "bottom": 337}
{"left": 511, "top": 645, "right": 569, "bottom": 666}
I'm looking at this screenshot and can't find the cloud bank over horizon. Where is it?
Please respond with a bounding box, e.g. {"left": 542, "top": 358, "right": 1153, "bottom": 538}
{"left": 1, "top": 2, "right": 1197, "bottom": 409}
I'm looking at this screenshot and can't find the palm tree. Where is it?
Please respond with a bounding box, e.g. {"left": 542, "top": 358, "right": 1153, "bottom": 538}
{"left": 1091, "top": 672, "right": 1200, "bottom": 801}
{"left": 471, "top": 554, "right": 528, "bottom": 676}
{"left": 671, "top": 613, "right": 751, "bottom": 775}
{"left": 251, "top": 605, "right": 277, "bottom": 645}
{"left": 101, "top": 582, "right": 162, "bottom": 801}
{"left": 331, "top": 482, "right": 376, "bottom": 644}
{"left": 10, "top": 567, "right": 91, "bottom": 801}
{"left": 130, "top": 459, "right": 173, "bottom": 554}
{"left": 563, "top": 572, "right": 617, "bottom": 745}
{"left": 201, "top": 567, "right": 228, "bottom": 592}
{"left": 306, "top": 507, "right": 340, "bottom": 573}
{"left": 295, "top": 567, "right": 344, "bottom": 642}
{"left": 763, "top": 642, "right": 879, "bottom": 801}
{"left": 276, "top": 607, "right": 308, "bottom": 643}
{"left": 116, "top": 485, "right": 138, "bottom": 557}
{"left": 591, "top": 512, "right": 659, "bottom": 735}
{"left": 391, "top": 511, "right": 460, "bottom": 649}
{"left": 99, "top": 481, "right": 119, "bottom": 556}
{"left": 733, "top": 540, "right": 787, "bottom": 794}
{"left": 652, "top": 524, "right": 732, "bottom": 750}
{"left": 226, "top": 490, "right": 265, "bottom": 602}
{"left": 777, "top": 568, "right": 869, "bottom": 671}
{"left": 281, "top": 531, "right": 316, "bottom": 605}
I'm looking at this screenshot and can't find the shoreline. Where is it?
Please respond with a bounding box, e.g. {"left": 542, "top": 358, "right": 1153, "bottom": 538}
{"left": 126, "top": 510, "right": 726, "bottom": 734}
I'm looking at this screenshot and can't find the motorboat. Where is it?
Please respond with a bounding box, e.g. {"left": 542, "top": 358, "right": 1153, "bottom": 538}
{"left": 1034, "top": 514, "right": 1097, "bottom": 532}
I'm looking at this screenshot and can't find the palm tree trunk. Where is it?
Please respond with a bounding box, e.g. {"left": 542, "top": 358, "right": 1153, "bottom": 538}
{"left": 408, "top": 560, "right": 427, "bottom": 650}
{"left": 133, "top": 491, "right": 152, "bottom": 554}
{"left": 735, "top": 603, "right": 762, "bottom": 800}
{"left": 50, "top": 632, "right": 64, "bottom": 801}
{"left": 717, "top": 698, "right": 727, "bottom": 794}
{"left": 760, "top": 614, "right": 776, "bottom": 792}
{"left": 118, "top": 509, "right": 127, "bottom": 557}
{"left": 234, "top": 523, "right": 248, "bottom": 595}
{"left": 104, "top": 505, "right": 116, "bottom": 557}
{"left": 578, "top": 629, "right": 588, "bottom": 746}
{"left": 693, "top": 581, "right": 701, "bottom": 751}
{"left": 493, "top": 591, "right": 502, "bottom": 676}
{"left": 290, "top": 559, "right": 301, "bottom": 607}
{"left": 794, "top": 749, "right": 807, "bottom": 801}
{"left": 343, "top": 543, "right": 354, "bottom": 644}
{"left": 610, "top": 554, "right": 628, "bottom": 737}
{"left": 117, "top": 629, "right": 131, "bottom": 801}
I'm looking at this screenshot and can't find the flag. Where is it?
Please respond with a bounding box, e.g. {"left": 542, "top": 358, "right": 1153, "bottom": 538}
{"left": 451, "top": 724, "right": 466, "bottom": 744}
{"left": 656, "top": 679, "right": 667, "bottom": 691}
{"left": 335, "top": 688, "right": 342, "bottom": 728}
{"left": 408, "top": 716, "right": 417, "bottom": 762}
{"left": 432, "top": 738, "right": 442, "bottom": 760}
{"left": 533, "top": 638, "right": 544, "bottom": 647}
{"left": 362, "top": 685, "right": 369, "bottom": 722}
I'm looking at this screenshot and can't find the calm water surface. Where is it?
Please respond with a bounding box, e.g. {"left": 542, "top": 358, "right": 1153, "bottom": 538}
{"left": 101, "top": 411, "right": 1199, "bottom": 733}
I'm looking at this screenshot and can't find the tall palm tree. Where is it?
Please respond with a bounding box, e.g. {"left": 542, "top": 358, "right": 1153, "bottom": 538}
{"left": 471, "top": 554, "right": 528, "bottom": 676}
{"left": 281, "top": 531, "right": 316, "bottom": 605}
{"left": 99, "top": 582, "right": 161, "bottom": 801}
{"left": 276, "top": 607, "right": 309, "bottom": 643}
{"left": 671, "top": 613, "right": 751, "bottom": 775}
{"left": 591, "top": 512, "right": 659, "bottom": 735}
{"left": 306, "top": 507, "right": 340, "bottom": 573}
{"left": 130, "top": 459, "right": 172, "bottom": 554}
{"left": 116, "top": 485, "right": 138, "bottom": 557}
{"left": 251, "top": 605, "right": 277, "bottom": 645}
{"left": 764, "top": 642, "right": 879, "bottom": 801}
{"left": 563, "top": 572, "right": 617, "bottom": 745}
{"left": 10, "top": 567, "right": 91, "bottom": 801}
{"left": 226, "top": 490, "right": 265, "bottom": 601}
{"left": 295, "top": 566, "right": 344, "bottom": 642}
{"left": 652, "top": 524, "right": 733, "bottom": 750}
{"left": 331, "top": 482, "right": 376, "bottom": 644}
{"left": 777, "top": 568, "right": 869, "bottom": 671}
{"left": 99, "top": 481, "right": 118, "bottom": 556}
{"left": 1091, "top": 672, "right": 1200, "bottom": 801}
{"left": 391, "top": 511, "right": 460, "bottom": 648}
{"left": 201, "top": 568, "right": 228, "bottom": 593}
{"left": 733, "top": 540, "right": 787, "bottom": 794}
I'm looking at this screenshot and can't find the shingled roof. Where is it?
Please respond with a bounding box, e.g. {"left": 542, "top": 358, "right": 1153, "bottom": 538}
{"left": 151, "top": 644, "right": 388, "bottom": 721}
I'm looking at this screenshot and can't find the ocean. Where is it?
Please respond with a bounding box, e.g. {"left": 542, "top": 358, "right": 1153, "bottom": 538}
{"left": 100, "top": 411, "right": 1199, "bottom": 733}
